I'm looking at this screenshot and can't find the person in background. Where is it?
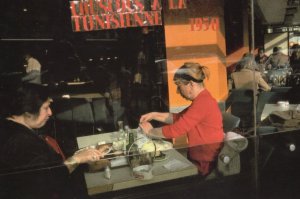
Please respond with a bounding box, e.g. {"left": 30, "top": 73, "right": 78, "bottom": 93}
{"left": 139, "top": 62, "right": 224, "bottom": 176}
{"left": 268, "top": 46, "right": 290, "bottom": 69}
{"left": 290, "top": 44, "right": 300, "bottom": 73}
{"left": 255, "top": 47, "right": 269, "bottom": 65}
{"left": 231, "top": 53, "right": 271, "bottom": 94}
{"left": 0, "top": 83, "right": 109, "bottom": 199}
{"left": 22, "top": 53, "right": 42, "bottom": 84}
{"left": 255, "top": 47, "right": 269, "bottom": 76}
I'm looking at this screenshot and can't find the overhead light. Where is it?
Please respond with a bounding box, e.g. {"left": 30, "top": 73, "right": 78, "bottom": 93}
{"left": 266, "top": 26, "right": 273, "bottom": 33}
{"left": 62, "top": 94, "right": 70, "bottom": 99}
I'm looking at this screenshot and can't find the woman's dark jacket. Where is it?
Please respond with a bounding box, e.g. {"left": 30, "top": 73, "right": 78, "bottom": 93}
{"left": 0, "top": 119, "right": 73, "bottom": 199}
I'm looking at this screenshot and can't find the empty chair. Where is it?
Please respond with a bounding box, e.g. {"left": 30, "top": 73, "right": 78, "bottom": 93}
{"left": 91, "top": 98, "right": 114, "bottom": 132}
{"left": 51, "top": 98, "right": 96, "bottom": 155}
{"left": 222, "top": 112, "right": 240, "bottom": 133}
{"left": 218, "top": 101, "right": 226, "bottom": 113}
{"left": 226, "top": 89, "right": 254, "bottom": 130}
{"left": 53, "top": 98, "right": 94, "bottom": 124}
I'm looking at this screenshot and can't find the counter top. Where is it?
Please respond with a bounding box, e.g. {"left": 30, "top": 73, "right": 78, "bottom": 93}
{"left": 261, "top": 103, "right": 298, "bottom": 121}
{"left": 76, "top": 133, "right": 198, "bottom": 195}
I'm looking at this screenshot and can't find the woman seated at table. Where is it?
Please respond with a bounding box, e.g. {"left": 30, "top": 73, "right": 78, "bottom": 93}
{"left": 231, "top": 53, "right": 271, "bottom": 93}
{"left": 0, "top": 83, "right": 109, "bottom": 199}
{"left": 139, "top": 62, "right": 224, "bottom": 176}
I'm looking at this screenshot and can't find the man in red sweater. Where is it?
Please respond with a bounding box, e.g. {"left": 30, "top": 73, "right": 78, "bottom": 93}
{"left": 139, "top": 62, "right": 224, "bottom": 175}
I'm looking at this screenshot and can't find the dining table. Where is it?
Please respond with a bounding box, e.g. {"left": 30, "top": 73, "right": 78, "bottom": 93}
{"left": 76, "top": 132, "right": 198, "bottom": 196}
{"left": 260, "top": 103, "right": 299, "bottom": 121}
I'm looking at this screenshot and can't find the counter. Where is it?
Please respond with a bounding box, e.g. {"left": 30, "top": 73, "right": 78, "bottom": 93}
{"left": 76, "top": 133, "right": 198, "bottom": 195}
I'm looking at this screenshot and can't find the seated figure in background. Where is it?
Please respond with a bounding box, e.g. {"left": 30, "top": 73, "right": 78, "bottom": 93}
{"left": 290, "top": 44, "right": 300, "bottom": 73}
{"left": 255, "top": 47, "right": 269, "bottom": 76}
{"left": 231, "top": 53, "right": 271, "bottom": 94}
{"left": 255, "top": 47, "right": 269, "bottom": 65}
{"left": 268, "top": 46, "right": 290, "bottom": 69}
{"left": 22, "top": 53, "right": 42, "bottom": 84}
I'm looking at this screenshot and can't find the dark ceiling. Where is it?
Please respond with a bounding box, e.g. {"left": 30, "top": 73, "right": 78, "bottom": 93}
{"left": 255, "top": 0, "right": 300, "bottom": 26}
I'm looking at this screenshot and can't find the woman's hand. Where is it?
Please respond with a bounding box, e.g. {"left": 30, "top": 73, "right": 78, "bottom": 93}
{"left": 73, "top": 145, "right": 110, "bottom": 164}
{"left": 65, "top": 145, "right": 111, "bottom": 173}
{"left": 140, "top": 112, "right": 173, "bottom": 124}
{"left": 96, "top": 144, "right": 111, "bottom": 154}
{"left": 139, "top": 121, "right": 154, "bottom": 134}
{"left": 139, "top": 122, "right": 165, "bottom": 139}
{"left": 140, "top": 112, "right": 156, "bottom": 123}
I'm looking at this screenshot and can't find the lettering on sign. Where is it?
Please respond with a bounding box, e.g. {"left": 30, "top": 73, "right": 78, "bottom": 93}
{"left": 69, "top": 0, "right": 162, "bottom": 32}
{"left": 168, "top": 0, "right": 187, "bottom": 9}
{"left": 189, "top": 17, "right": 219, "bottom": 31}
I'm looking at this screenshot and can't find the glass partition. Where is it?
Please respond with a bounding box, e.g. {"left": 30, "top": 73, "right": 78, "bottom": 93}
{"left": 3, "top": 0, "right": 300, "bottom": 198}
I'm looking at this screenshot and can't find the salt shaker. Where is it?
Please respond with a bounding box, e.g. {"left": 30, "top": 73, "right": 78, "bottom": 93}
{"left": 104, "top": 166, "right": 111, "bottom": 179}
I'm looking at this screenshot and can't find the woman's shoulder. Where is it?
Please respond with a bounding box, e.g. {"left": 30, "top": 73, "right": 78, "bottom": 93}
{"left": 194, "top": 89, "right": 217, "bottom": 105}
{"left": 0, "top": 120, "right": 39, "bottom": 146}
{"left": 0, "top": 119, "right": 31, "bottom": 134}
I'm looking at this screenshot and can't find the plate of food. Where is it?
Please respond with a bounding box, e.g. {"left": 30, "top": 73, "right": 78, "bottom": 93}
{"left": 154, "top": 152, "right": 168, "bottom": 162}
{"left": 139, "top": 139, "right": 172, "bottom": 161}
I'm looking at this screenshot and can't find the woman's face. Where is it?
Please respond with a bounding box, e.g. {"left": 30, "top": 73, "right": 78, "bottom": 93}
{"left": 26, "top": 100, "right": 52, "bottom": 129}
{"left": 259, "top": 50, "right": 264, "bottom": 56}
{"left": 175, "top": 80, "right": 192, "bottom": 100}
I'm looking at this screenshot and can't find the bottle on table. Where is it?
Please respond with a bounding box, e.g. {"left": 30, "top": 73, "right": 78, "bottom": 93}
{"left": 126, "top": 127, "right": 135, "bottom": 152}
{"left": 116, "top": 121, "right": 127, "bottom": 151}
{"left": 118, "top": 121, "right": 125, "bottom": 138}
{"left": 125, "top": 127, "right": 139, "bottom": 168}
{"left": 104, "top": 166, "right": 111, "bottom": 179}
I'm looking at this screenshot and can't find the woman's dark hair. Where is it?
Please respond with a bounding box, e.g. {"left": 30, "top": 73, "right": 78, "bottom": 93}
{"left": 258, "top": 47, "right": 265, "bottom": 53}
{"left": 1, "top": 83, "right": 50, "bottom": 117}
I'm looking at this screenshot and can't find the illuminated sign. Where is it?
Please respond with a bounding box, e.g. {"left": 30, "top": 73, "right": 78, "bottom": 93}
{"left": 266, "top": 26, "right": 300, "bottom": 33}
{"left": 69, "top": 0, "right": 162, "bottom": 32}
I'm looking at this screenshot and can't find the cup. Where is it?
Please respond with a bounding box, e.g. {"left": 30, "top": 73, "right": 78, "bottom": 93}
{"left": 277, "top": 101, "right": 289, "bottom": 108}
{"left": 132, "top": 165, "right": 153, "bottom": 180}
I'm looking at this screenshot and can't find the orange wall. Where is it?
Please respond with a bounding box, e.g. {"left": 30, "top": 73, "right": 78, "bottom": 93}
{"left": 165, "top": 25, "right": 218, "bottom": 47}
{"left": 163, "top": 0, "right": 228, "bottom": 109}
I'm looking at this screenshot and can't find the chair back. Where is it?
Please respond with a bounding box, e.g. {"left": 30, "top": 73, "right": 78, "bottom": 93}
{"left": 222, "top": 113, "right": 240, "bottom": 133}
{"left": 226, "top": 89, "right": 254, "bottom": 129}
{"left": 218, "top": 101, "right": 226, "bottom": 113}
{"left": 53, "top": 98, "right": 94, "bottom": 124}
{"left": 270, "top": 86, "right": 292, "bottom": 93}
{"left": 92, "top": 98, "right": 110, "bottom": 124}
